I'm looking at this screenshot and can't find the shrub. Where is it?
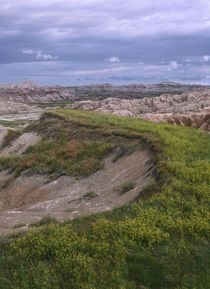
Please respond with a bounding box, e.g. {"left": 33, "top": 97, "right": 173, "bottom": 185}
{"left": 118, "top": 181, "right": 135, "bottom": 195}
{"left": 12, "top": 223, "right": 26, "bottom": 229}
{"left": 2, "top": 129, "right": 23, "bottom": 148}
{"left": 29, "top": 215, "right": 58, "bottom": 227}
{"left": 83, "top": 191, "right": 99, "bottom": 199}
{"left": 65, "top": 208, "right": 76, "bottom": 213}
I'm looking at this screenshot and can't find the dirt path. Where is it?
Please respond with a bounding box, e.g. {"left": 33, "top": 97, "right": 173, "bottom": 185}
{"left": 0, "top": 149, "right": 154, "bottom": 235}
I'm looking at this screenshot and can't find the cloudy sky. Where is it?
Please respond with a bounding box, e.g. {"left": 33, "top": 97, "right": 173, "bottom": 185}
{"left": 1, "top": 0, "right": 210, "bottom": 85}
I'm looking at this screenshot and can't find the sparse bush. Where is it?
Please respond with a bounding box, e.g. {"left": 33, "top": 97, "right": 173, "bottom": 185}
{"left": 0, "top": 155, "right": 20, "bottom": 171}
{"left": 112, "top": 146, "right": 126, "bottom": 162}
{"left": 83, "top": 191, "right": 99, "bottom": 199}
{"left": 2, "top": 129, "right": 23, "bottom": 148}
{"left": 29, "top": 215, "right": 58, "bottom": 227}
{"left": 118, "top": 180, "right": 135, "bottom": 195}
{"left": 65, "top": 208, "right": 76, "bottom": 213}
{"left": 12, "top": 223, "right": 26, "bottom": 229}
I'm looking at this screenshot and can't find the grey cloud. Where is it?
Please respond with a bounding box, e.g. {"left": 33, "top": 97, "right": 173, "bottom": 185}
{"left": 1, "top": 0, "right": 210, "bottom": 85}
{"left": 1, "top": 60, "right": 210, "bottom": 86}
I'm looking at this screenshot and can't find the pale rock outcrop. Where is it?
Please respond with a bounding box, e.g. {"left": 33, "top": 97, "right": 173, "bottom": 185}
{"left": 0, "top": 101, "right": 42, "bottom": 115}
{"left": 0, "top": 81, "right": 206, "bottom": 104}
{"left": 66, "top": 90, "right": 210, "bottom": 132}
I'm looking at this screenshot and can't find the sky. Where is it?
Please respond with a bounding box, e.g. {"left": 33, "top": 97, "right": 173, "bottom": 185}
{"left": 1, "top": 0, "right": 210, "bottom": 86}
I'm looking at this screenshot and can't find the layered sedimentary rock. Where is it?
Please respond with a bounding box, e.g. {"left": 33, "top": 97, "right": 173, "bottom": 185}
{"left": 143, "top": 110, "right": 210, "bottom": 132}
{"left": 1, "top": 81, "right": 210, "bottom": 131}
{"left": 0, "top": 101, "right": 42, "bottom": 115}
{"left": 0, "top": 81, "right": 205, "bottom": 104}
{"left": 66, "top": 89, "right": 210, "bottom": 132}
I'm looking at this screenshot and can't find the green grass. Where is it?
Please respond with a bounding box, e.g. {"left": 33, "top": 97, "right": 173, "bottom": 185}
{"left": 118, "top": 181, "right": 135, "bottom": 195}
{"left": 0, "top": 109, "right": 209, "bottom": 288}
{"left": 126, "top": 251, "right": 166, "bottom": 288}
{"left": 20, "top": 139, "right": 113, "bottom": 177}
{"left": 137, "top": 182, "right": 157, "bottom": 200}
{"left": 65, "top": 208, "right": 77, "bottom": 213}
{"left": 0, "top": 120, "right": 27, "bottom": 128}
{"left": 0, "top": 111, "right": 141, "bottom": 180}
{"left": 40, "top": 101, "right": 74, "bottom": 108}
{"left": 0, "top": 136, "right": 115, "bottom": 179}
{"left": 29, "top": 215, "right": 58, "bottom": 227}
{"left": 1, "top": 129, "right": 23, "bottom": 148}
{"left": 83, "top": 191, "right": 99, "bottom": 199}
{"left": 12, "top": 223, "right": 26, "bottom": 229}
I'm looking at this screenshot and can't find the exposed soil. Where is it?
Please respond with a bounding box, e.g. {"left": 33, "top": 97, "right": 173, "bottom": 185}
{"left": 0, "top": 149, "right": 154, "bottom": 236}
{"left": 143, "top": 110, "right": 210, "bottom": 132}
{"left": 0, "top": 125, "right": 8, "bottom": 147}
{"left": 0, "top": 81, "right": 203, "bottom": 104}
{"left": 0, "top": 100, "right": 43, "bottom": 116}
{"left": 0, "top": 132, "right": 41, "bottom": 156}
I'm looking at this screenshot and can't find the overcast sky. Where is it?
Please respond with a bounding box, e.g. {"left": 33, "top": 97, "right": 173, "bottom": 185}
{"left": 1, "top": 0, "right": 210, "bottom": 85}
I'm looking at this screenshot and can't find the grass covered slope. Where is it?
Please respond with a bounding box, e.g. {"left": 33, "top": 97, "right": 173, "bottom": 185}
{"left": 0, "top": 109, "right": 209, "bottom": 289}
{"left": 0, "top": 111, "right": 141, "bottom": 179}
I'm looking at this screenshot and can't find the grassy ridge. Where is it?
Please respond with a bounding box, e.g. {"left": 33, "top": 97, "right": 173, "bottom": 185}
{"left": 0, "top": 109, "right": 209, "bottom": 289}
{"left": 0, "top": 111, "right": 140, "bottom": 179}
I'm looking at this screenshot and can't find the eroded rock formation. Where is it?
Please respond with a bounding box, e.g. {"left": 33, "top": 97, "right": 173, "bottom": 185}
{"left": 66, "top": 89, "right": 210, "bottom": 132}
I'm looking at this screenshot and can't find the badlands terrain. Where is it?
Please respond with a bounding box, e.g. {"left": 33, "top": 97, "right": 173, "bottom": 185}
{"left": 0, "top": 81, "right": 209, "bottom": 288}
{"left": 0, "top": 80, "right": 204, "bottom": 104}
{"left": 0, "top": 81, "right": 209, "bottom": 132}
{"left": 67, "top": 88, "right": 210, "bottom": 132}
{"left": 0, "top": 80, "right": 209, "bottom": 235}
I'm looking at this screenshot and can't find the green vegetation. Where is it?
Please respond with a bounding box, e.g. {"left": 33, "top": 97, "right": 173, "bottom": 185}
{"left": 83, "top": 191, "right": 99, "bottom": 199}
{"left": 138, "top": 183, "right": 157, "bottom": 200}
{"left": 1, "top": 129, "right": 23, "bottom": 148}
{"left": 29, "top": 215, "right": 58, "bottom": 227}
{"left": 65, "top": 207, "right": 77, "bottom": 213}
{"left": 76, "top": 191, "right": 99, "bottom": 202}
{"left": 12, "top": 223, "right": 26, "bottom": 229}
{"left": 0, "top": 120, "right": 27, "bottom": 128}
{"left": 118, "top": 181, "right": 135, "bottom": 195}
{"left": 40, "top": 101, "right": 74, "bottom": 108}
{"left": 0, "top": 109, "right": 209, "bottom": 288}
{"left": 0, "top": 110, "right": 140, "bottom": 179}
{"left": 0, "top": 139, "right": 113, "bottom": 177}
{"left": 21, "top": 139, "right": 113, "bottom": 177}
{"left": 0, "top": 119, "right": 117, "bottom": 178}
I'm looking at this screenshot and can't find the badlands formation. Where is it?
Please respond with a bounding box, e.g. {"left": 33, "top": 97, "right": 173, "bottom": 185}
{"left": 0, "top": 81, "right": 209, "bottom": 131}
{"left": 0, "top": 82, "right": 209, "bottom": 288}
{"left": 0, "top": 80, "right": 204, "bottom": 104}
{"left": 67, "top": 88, "right": 210, "bottom": 132}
